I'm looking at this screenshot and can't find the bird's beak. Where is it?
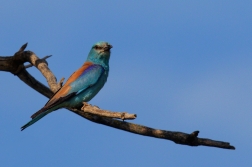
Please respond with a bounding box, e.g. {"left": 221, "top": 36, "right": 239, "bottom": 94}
{"left": 104, "top": 44, "right": 113, "bottom": 51}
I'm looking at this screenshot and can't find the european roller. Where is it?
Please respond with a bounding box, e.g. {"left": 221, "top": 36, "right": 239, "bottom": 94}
{"left": 21, "top": 41, "right": 112, "bottom": 131}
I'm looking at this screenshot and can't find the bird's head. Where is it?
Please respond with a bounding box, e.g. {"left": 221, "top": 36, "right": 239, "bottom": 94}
{"left": 87, "top": 41, "right": 112, "bottom": 68}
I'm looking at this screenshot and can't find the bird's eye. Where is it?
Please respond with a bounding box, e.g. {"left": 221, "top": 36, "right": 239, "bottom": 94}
{"left": 94, "top": 45, "right": 101, "bottom": 50}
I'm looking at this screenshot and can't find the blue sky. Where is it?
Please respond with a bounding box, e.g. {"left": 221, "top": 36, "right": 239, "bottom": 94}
{"left": 1, "top": 1, "right": 251, "bottom": 166}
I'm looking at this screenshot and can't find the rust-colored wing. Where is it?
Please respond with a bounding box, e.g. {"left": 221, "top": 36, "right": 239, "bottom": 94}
{"left": 31, "top": 61, "right": 94, "bottom": 119}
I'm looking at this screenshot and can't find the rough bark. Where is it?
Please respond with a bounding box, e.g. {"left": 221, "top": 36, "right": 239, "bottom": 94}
{"left": 0, "top": 43, "right": 235, "bottom": 150}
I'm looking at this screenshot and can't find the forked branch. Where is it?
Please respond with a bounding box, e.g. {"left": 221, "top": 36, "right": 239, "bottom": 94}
{"left": 0, "top": 43, "right": 235, "bottom": 150}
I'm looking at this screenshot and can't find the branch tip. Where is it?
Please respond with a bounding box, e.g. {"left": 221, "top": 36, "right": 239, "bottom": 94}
{"left": 45, "top": 55, "right": 52, "bottom": 58}
{"left": 191, "top": 130, "right": 199, "bottom": 137}
{"left": 230, "top": 146, "right": 235, "bottom": 150}
{"left": 58, "top": 77, "right": 65, "bottom": 87}
{"left": 19, "top": 43, "right": 28, "bottom": 52}
{"left": 186, "top": 130, "right": 200, "bottom": 143}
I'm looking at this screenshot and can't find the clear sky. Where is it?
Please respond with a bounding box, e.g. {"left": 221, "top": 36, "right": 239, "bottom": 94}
{"left": 1, "top": 1, "right": 251, "bottom": 167}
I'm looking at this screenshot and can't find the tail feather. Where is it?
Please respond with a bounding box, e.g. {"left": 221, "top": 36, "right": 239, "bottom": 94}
{"left": 21, "top": 112, "right": 49, "bottom": 131}
{"left": 21, "top": 91, "right": 75, "bottom": 131}
{"left": 31, "top": 106, "right": 48, "bottom": 119}
{"left": 31, "top": 92, "right": 76, "bottom": 119}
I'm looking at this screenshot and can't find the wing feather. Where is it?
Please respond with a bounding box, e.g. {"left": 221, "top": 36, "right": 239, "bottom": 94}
{"left": 30, "top": 62, "right": 104, "bottom": 119}
{"left": 45, "top": 61, "right": 94, "bottom": 107}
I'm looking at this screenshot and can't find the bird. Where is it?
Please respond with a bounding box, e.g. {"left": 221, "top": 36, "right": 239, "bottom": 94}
{"left": 21, "top": 41, "right": 112, "bottom": 131}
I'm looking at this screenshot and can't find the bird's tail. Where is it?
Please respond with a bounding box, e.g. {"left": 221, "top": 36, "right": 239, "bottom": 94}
{"left": 21, "top": 111, "right": 49, "bottom": 131}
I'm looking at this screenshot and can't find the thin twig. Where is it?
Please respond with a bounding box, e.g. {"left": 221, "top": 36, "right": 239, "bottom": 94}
{"left": 25, "top": 55, "right": 52, "bottom": 68}
{"left": 25, "top": 51, "right": 61, "bottom": 92}
{"left": 81, "top": 102, "right": 137, "bottom": 120}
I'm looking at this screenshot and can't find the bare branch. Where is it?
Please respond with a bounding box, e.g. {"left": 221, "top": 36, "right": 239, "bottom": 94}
{"left": 69, "top": 108, "right": 235, "bottom": 150}
{"left": 24, "top": 52, "right": 61, "bottom": 92}
{"left": 0, "top": 43, "right": 61, "bottom": 93}
{"left": 16, "top": 69, "right": 54, "bottom": 98}
{"left": 81, "top": 102, "right": 137, "bottom": 120}
{"left": 25, "top": 55, "right": 52, "bottom": 68}
{"left": 0, "top": 43, "right": 236, "bottom": 150}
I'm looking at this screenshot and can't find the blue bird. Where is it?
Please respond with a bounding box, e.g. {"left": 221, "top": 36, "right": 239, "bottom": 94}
{"left": 21, "top": 41, "right": 112, "bottom": 131}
